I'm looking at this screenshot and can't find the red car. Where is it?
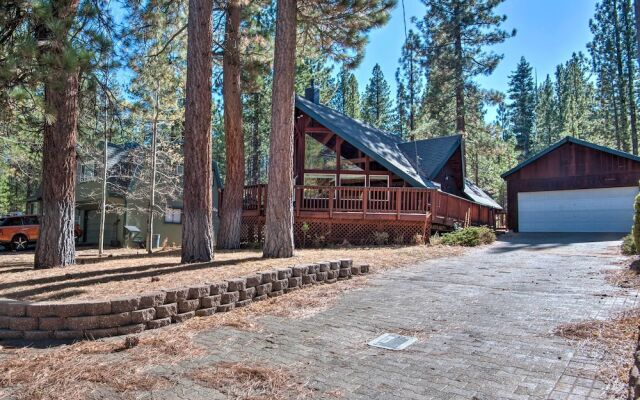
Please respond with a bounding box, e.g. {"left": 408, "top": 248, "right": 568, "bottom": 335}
{"left": 0, "top": 215, "right": 83, "bottom": 251}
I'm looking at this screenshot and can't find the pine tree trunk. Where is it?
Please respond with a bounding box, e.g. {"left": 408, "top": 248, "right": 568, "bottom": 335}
{"left": 250, "top": 92, "right": 261, "bottom": 184}
{"left": 613, "top": 0, "right": 630, "bottom": 151}
{"left": 218, "top": 0, "right": 244, "bottom": 250}
{"left": 182, "top": 0, "right": 214, "bottom": 263}
{"left": 147, "top": 91, "right": 159, "bottom": 254}
{"left": 34, "top": 0, "right": 80, "bottom": 269}
{"left": 263, "top": 0, "right": 297, "bottom": 258}
{"left": 623, "top": 0, "right": 639, "bottom": 154}
{"left": 453, "top": 4, "right": 466, "bottom": 134}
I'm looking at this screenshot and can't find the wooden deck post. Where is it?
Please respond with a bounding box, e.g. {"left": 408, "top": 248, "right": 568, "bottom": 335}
{"left": 363, "top": 188, "right": 368, "bottom": 219}
{"left": 295, "top": 186, "right": 301, "bottom": 217}
{"left": 396, "top": 189, "right": 401, "bottom": 220}
{"left": 329, "top": 187, "right": 334, "bottom": 218}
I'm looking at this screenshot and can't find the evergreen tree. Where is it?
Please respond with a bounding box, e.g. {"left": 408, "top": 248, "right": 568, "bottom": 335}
{"left": 345, "top": 74, "right": 361, "bottom": 119}
{"left": 395, "top": 70, "right": 409, "bottom": 138}
{"left": 396, "top": 29, "right": 423, "bottom": 135}
{"left": 417, "top": 0, "right": 514, "bottom": 134}
{"left": 507, "top": 57, "right": 536, "bottom": 157}
{"left": 535, "top": 75, "right": 559, "bottom": 149}
{"left": 555, "top": 53, "right": 597, "bottom": 138}
{"left": 361, "top": 64, "right": 393, "bottom": 131}
{"left": 331, "top": 66, "right": 361, "bottom": 118}
{"left": 589, "top": 0, "right": 639, "bottom": 153}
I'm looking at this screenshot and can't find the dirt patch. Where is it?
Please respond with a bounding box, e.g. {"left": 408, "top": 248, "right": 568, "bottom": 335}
{"left": 0, "top": 244, "right": 462, "bottom": 301}
{"left": 188, "top": 362, "right": 312, "bottom": 399}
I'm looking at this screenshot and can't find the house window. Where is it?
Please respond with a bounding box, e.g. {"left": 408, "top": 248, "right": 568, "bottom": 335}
{"left": 303, "top": 173, "right": 336, "bottom": 199}
{"left": 369, "top": 175, "right": 389, "bottom": 187}
{"left": 340, "top": 142, "right": 365, "bottom": 171}
{"left": 305, "top": 135, "right": 337, "bottom": 170}
{"left": 79, "top": 162, "right": 98, "bottom": 182}
{"left": 339, "top": 174, "right": 366, "bottom": 187}
{"left": 176, "top": 165, "right": 184, "bottom": 176}
{"left": 164, "top": 207, "right": 182, "bottom": 224}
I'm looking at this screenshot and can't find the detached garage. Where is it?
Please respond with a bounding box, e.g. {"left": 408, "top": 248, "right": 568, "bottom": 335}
{"left": 502, "top": 136, "right": 640, "bottom": 233}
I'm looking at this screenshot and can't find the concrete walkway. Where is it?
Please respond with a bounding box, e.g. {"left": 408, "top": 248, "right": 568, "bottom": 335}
{"left": 154, "top": 233, "right": 637, "bottom": 399}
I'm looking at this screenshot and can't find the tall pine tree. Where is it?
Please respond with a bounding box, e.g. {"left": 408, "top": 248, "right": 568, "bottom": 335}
{"left": 361, "top": 64, "right": 393, "bottom": 131}
{"left": 417, "top": 0, "right": 514, "bottom": 134}
{"left": 507, "top": 57, "right": 536, "bottom": 157}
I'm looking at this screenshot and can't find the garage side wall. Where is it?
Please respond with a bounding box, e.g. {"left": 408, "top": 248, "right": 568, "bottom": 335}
{"left": 505, "top": 142, "right": 640, "bottom": 231}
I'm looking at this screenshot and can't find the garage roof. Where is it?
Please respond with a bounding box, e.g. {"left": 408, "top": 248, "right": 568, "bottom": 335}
{"left": 501, "top": 136, "right": 640, "bottom": 178}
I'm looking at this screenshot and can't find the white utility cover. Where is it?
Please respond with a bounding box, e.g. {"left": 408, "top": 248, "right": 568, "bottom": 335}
{"left": 518, "top": 186, "right": 638, "bottom": 233}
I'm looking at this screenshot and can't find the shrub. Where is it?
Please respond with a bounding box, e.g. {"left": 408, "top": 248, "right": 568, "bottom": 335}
{"left": 372, "top": 231, "right": 389, "bottom": 245}
{"left": 622, "top": 234, "right": 637, "bottom": 255}
{"left": 393, "top": 234, "right": 406, "bottom": 245}
{"left": 441, "top": 226, "right": 496, "bottom": 247}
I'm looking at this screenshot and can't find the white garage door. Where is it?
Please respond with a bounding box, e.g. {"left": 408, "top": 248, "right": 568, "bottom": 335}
{"left": 518, "top": 187, "right": 638, "bottom": 233}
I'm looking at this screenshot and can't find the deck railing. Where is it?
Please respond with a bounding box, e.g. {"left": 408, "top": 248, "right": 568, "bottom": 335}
{"left": 238, "top": 184, "right": 499, "bottom": 229}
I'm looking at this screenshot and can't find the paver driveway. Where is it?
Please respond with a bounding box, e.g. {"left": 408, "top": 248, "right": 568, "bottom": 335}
{"left": 156, "top": 233, "right": 636, "bottom": 400}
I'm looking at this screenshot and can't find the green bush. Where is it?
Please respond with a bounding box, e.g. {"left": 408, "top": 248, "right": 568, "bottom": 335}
{"left": 441, "top": 226, "right": 496, "bottom": 247}
{"left": 622, "top": 234, "right": 637, "bottom": 255}
{"left": 372, "top": 231, "right": 389, "bottom": 245}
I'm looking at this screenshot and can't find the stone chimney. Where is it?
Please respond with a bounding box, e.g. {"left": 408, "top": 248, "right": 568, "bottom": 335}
{"left": 304, "top": 79, "right": 320, "bottom": 104}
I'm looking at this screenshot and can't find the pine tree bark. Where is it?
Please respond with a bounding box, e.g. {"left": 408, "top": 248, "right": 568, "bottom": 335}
{"left": 250, "top": 92, "right": 261, "bottom": 184}
{"left": 34, "top": 0, "right": 80, "bottom": 269}
{"left": 218, "top": 0, "right": 244, "bottom": 250}
{"left": 613, "top": 0, "right": 630, "bottom": 151}
{"left": 182, "top": 0, "right": 214, "bottom": 263}
{"left": 263, "top": 0, "right": 297, "bottom": 258}
{"left": 453, "top": 3, "right": 466, "bottom": 135}
{"left": 623, "top": 0, "right": 639, "bottom": 154}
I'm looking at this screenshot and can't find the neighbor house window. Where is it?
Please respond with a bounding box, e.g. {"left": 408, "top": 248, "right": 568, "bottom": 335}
{"left": 79, "top": 162, "right": 98, "bottom": 182}
{"left": 164, "top": 207, "right": 182, "bottom": 224}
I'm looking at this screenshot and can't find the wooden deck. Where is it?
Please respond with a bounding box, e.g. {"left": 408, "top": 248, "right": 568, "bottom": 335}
{"left": 240, "top": 185, "right": 503, "bottom": 229}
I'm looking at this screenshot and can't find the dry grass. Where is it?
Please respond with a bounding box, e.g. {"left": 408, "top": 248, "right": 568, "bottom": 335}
{"left": 188, "top": 362, "right": 312, "bottom": 400}
{"left": 0, "top": 244, "right": 462, "bottom": 301}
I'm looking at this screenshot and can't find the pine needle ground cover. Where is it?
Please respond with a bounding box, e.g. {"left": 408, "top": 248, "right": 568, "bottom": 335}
{"left": 0, "top": 245, "right": 463, "bottom": 302}
{"left": 0, "top": 246, "right": 454, "bottom": 400}
{"left": 555, "top": 257, "right": 640, "bottom": 398}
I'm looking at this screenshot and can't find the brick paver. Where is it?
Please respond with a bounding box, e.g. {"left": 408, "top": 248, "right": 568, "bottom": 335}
{"left": 152, "top": 234, "right": 636, "bottom": 399}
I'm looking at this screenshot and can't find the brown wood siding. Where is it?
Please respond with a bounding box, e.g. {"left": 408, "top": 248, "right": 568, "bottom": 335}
{"left": 504, "top": 141, "right": 640, "bottom": 231}
{"left": 434, "top": 146, "right": 464, "bottom": 197}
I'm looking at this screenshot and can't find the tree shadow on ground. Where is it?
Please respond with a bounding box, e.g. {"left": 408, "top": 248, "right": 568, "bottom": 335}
{"left": 488, "top": 233, "right": 626, "bottom": 254}
{"left": 1, "top": 256, "right": 263, "bottom": 300}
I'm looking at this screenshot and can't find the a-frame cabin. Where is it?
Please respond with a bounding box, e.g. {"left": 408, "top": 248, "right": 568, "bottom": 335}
{"left": 239, "top": 84, "right": 503, "bottom": 246}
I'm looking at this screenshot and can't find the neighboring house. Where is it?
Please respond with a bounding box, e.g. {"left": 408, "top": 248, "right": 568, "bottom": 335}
{"left": 240, "top": 85, "right": 503, "bottom": 245}
{"left": 27, "top": 143, "right": 223, "bottom": 248}
{"left": 501, "top": 136, "right": 640, "bottom": 233}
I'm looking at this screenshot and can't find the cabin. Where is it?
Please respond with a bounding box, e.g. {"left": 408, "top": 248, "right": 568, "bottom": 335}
{"left": 501, "top": 136, "right": 640, "bottom": 233}
{"left": 27, "top": 143, "right": 223, "bottom": 248}
{"left": 240, "top": 85, "right": 503, "bottom": 246}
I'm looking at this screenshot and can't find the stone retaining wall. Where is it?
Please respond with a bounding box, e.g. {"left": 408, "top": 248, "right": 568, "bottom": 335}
{"left": 0, "top": 259, "right": 368, "bottom": 342}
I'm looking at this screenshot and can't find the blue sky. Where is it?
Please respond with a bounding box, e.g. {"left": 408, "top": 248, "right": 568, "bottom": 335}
{"left": 353, "top": 0, "right": 599, "bottom": 121}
